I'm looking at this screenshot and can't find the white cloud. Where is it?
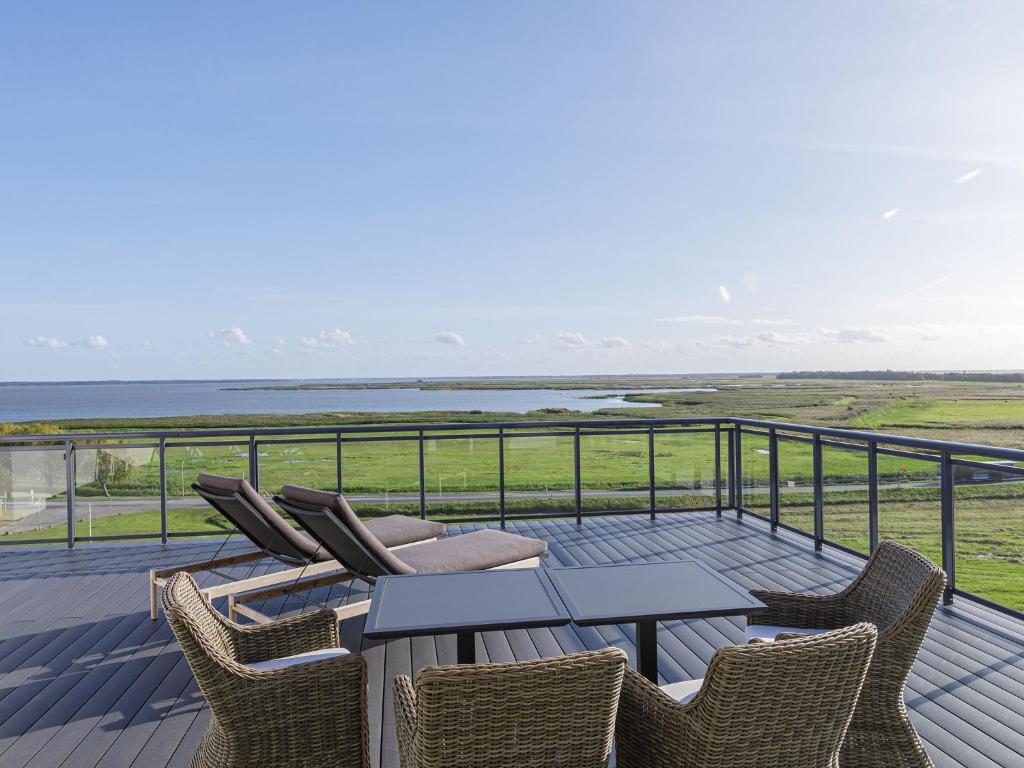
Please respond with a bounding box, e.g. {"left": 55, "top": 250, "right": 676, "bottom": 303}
{"left": 715, "top": 331, "right": 808, "bottom": 349}
{"left": 600, "top": 336, "right": 630, "bottom": 348}
{"left": 435, "top": 331, "right": 466, "bottom": 346}
{"left": 269, "top": 338, "right": 287, "bottom": 354}
{"left": 26, "top": 336, "right": 69, "bottom": 349}
{"left": 639, "top": 340, "right": 673, "bottom": 351}
{"left": 656, "top": 315, "right": 741, "bottom": 325}
{"left": 718, "top": 285, "right": 732, "bottom": 303}
{"left": 209, "top": 327, "right": 252, "bottom": 347}
{"left": 954, "top": 168, "right": 982, "bottom": 185}
{"left": 751, "top": 318, "right": 795, "bottom": 327}
{"left": 301, "top": 329, "right": 353, "bottom": 349}
{"left": 820, "top": 327, "right": 891, "bottom": 344}
{"left": 882, "top": 208, "right": 901, "bottom": 219}
{"left": 80, "top": 335, "right": 109, "bottom": 349}
{"left": 555, "top": 331, "right": 590, "bottom": 348}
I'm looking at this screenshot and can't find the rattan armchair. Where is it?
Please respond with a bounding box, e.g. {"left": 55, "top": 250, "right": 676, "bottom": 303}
{"left": 748, "top": 541, "right": 946, "bottom": 768}
{"left": 616, "top": 623, "right": 878, "bottom": 768}
{"left": 162, "top": 572, "right": 368, "bottom": 768}
{"left": 394, "top": 648, "right": 626, "bottom": 768}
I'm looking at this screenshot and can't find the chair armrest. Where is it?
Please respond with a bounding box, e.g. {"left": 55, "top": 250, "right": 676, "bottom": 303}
{"left": 748, "top": 589, "right": 846, "bottom": 629}
{"left": 616, "top": 667, "right": 697, "bottom": 768}
{"left": 232, "top": 608, "right": 340, "bottom": 664}
{"left": 394, "top": 675, "right": 418, "bottom": 768}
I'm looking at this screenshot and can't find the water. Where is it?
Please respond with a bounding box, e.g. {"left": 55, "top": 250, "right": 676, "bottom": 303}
{"left": 0, "top": 380, "right": 711, "bottom": 421}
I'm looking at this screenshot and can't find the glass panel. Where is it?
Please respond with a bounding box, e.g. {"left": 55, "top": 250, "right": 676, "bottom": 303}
{"left": 822, "top": 444, "right": 870, "bottom": 553}
{"left": 740, "top": 431, "right": 771, "bottom": 516}
{"left": 160, "top": 443, "right": 243, "bottom": 536}
{"left": 338, "top": 435, "right": 422, "bottom": 519}
{"left": 503, "top": 432, "right": 575, "bottom": 518}
{"left": 0, "top": 446, "right": 67, "bottom": 544}
{"left": 877, "top": 452, "right": 942, "bottom": 567}
{"left": 654, "top": 430, "right": 718, "bottom": 512}
{"left": 424, "top": 435, "right": 499, "bottom": 519}
{"left": 256, "top": 438, "right": 338, "bottom": 498}
{"left": 580, "top": 431, "right": 647, "bottom": 515}
{"left": 954, "top": 463, "right": 1024, "bottom": 611}
{"left": 777, "top": 438, "right": 814, "bottom": 534}
{"left": 74, "top": 443, "right": 162, "bottom": 539}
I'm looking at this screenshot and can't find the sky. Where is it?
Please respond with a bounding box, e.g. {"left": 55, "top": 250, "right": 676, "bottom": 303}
{"left": 2, "top": 1, "right": 1023, "bottom": 381}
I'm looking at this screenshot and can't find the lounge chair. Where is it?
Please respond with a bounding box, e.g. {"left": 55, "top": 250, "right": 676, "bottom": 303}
{"left": 394, "top": 648, "right": 626, "bottom": 768}
{"left": 615, "top": 623, "right": 878, "bottom": 768}
{"left": 746, "top": 541, "right": 945, "bottom": 768}
{"left": 148, "top": 473, "right": 444, "bottom": 620}
{"left": 228, "top": 483, "right": 548, "bottom": 624}
{"left": 163, "top": 571, "right": 367, "bottom": 768}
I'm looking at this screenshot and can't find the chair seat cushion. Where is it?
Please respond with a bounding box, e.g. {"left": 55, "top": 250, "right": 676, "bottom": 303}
{"left": 745, "top": 624, "right": 833, "bottom": 643}
{"left": 247, "top": 647, "right": 350, "bottom": 671}
{"left": 661, "top": 678, "right": 704, "bottom": 704}
{"left": 364, "top": 515, "right": 446, "bottom": 548}
{"left": 398, "top": 529, "right": 548, "bottom": 574}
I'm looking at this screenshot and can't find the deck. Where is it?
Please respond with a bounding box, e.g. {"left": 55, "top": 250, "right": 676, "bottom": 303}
{"left": 1, "top": 511, "right": 1022, "bottom": 768}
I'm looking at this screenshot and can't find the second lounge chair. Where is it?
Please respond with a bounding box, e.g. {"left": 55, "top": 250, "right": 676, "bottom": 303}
{"left": 228, "top": 483, "right": 548, "bottom": 623}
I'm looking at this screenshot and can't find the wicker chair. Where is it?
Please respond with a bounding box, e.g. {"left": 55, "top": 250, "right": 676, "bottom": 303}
{"left": 393, "top": 648, "right": 626, "bottom": 768}
{"left": 748, "top": 541, "right": 946, "bottom": 768}
{"left": 616, "top": 623, "right": 878, "bottom": 768}
{"left": 162, "top": 572, "right": 368, "bottom": 768}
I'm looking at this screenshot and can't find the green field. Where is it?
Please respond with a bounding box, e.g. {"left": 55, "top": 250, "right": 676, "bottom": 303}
{"left": 2, "top": 375, "right": 1022, "bottom": 609}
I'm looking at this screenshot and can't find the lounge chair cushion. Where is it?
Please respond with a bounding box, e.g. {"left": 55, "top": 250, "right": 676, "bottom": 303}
{"left": 660, "top": 678, "right": 703, "bottom": 704}
{"left": 196, "top": 473, "right": 333, "bottom": 563}
{"left": 745, "top": 624, "right": 832, "bottom": 643}
{"left": 364, "top": 515, "right": 446, "bottom": 548}
{"left": 397, "top": 528, "right": 548, "bottom": 574}
{"left": 247, "top": 646, "right": 350, "bottom": 671}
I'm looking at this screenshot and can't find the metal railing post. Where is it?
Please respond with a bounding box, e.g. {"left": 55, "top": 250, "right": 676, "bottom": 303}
{"left": 498, "top": 427, "right": 506, "bottom": 529}
{"left": 573, "top": 428, "right": 582, "bottom": 526}
{"left": 648, "top": 426, "right": 656, "bottom": 520}
{"left": 768, "top": 428, "right": 779, "bottom": 532}
{"left": 159, "top": 437, "right": 168, "bottom": 545}
{"left": 248, "top": 434, "right": 259, "bottom": 491}
{"left": 940, "top": 451, "right": 956, "bottom": 605}
{"left": 868, "top": 441, "right": 879, "bottom": 553}
{"left": 726, "top": 427, "right": 736, "bottom": 510}
{"left": 64, "top": 440, "right": 76, "bottom": 550}
{"left": 418, "top": 431, "right": 427, "bottom": 520}
{"left": 734, "top": 428, "right": 743, "bottom": 519}
{"left": 813, "top": 433, "right": 824, "bottom": 551}
{"left": 714, "top": 424, "right": 722, "bottom": 516}
{"left": 336, "top": 433, "right": 343, "bottom": 493}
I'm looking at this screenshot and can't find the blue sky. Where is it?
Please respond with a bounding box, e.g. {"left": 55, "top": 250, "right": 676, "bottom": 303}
{"left": 2, "top": 2, "right": 1023, "bottom": 380}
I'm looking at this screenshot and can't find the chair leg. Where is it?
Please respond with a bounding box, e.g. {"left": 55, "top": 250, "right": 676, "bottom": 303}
{"left": 149, "top": 570, "right": 160, "bottom": 621}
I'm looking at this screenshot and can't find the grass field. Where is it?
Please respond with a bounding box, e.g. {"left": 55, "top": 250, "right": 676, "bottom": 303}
{"left": 2, "top": 375, "right": 1022, "bottom": 609}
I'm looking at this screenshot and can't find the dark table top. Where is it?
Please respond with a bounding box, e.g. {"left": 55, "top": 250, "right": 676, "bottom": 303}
{"left": 545, "top": 560, "right": 766, "bottom": 625}
{"left": 363, "top": 567, "right": 571, "bottom": 639}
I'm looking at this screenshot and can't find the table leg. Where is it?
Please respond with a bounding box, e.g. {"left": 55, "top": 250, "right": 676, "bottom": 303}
{"left": 456, "top": 630, "right": 476, "bottom": 664}
{"left": 636, "top": 620, "right": 658, "bottom": 683}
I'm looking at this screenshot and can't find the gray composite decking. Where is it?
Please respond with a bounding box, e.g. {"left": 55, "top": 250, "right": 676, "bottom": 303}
{"left": 0, "top": 511, "right": 1022, "bottom": 768}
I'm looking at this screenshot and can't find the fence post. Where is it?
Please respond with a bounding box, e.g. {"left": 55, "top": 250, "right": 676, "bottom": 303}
{"left": 248, "top": 434, "right": 259, "bottom": 492}
{"left": 768, "top": 428, "right": 779, "bottom": 532}
{"left": 714, "top": 425, "right": 722, "bottom": 516}
{"left": 418, "top": 431, "right": 427, "bottom": 520}
{"left": 648, "top": 426, "right": 656, "bottom": 520}
{"left": 868, "top": 441, "right": 879, "bottom": 553}
{"left": 573, "top": 428, "right": 582, "bottom": 526}
{"left": 498, "top": 427, "right": 506, "bottom": 529}
{"left": 813, "top": 433, "right": 824, "bottom": 551}
{"left": 734, "top": 428, "right": 743, "bottom": 519}
{"left": 64, "top": 440, "right": 76, "bottom": 550}
{"left": 726, "top": 427, "right": 736, "bottom": 510}
{"left": 940, "top": 451, "right": 956, "bottom": 605}
{"left": 159, "top": 437, "right": 168, "bottom": 545}
{"left": 336, "top": 433, "right": 343, "bottom": 494}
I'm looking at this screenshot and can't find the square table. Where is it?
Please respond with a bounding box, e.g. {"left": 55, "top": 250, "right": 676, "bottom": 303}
{"left": 545, "top": 560, "right": 766, "bottom": 682}
{"left": 363, "top": 568, "right": 571, "bottom": 664}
